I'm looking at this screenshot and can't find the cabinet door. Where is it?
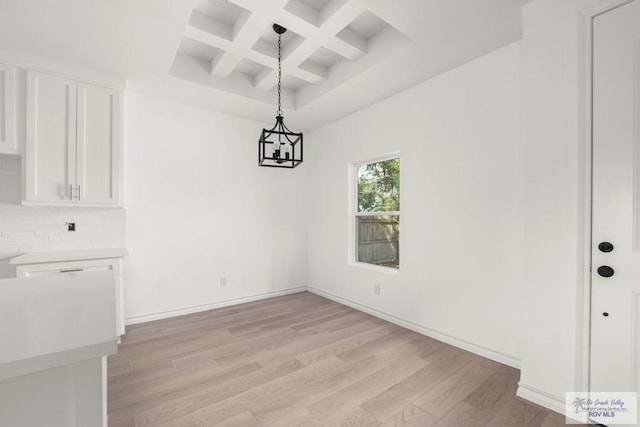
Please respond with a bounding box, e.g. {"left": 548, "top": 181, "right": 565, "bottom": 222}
{"left": 0, "top": 63, "right": 16, "bottom": 154}
{"left": 16, "top": 259, "right": 124, "bottom": 337}
{"left": 76, "top": 83, "right": 121, "bottom": 206}
{"left": 25, "top": 71, "right": 77, "bottom": 203}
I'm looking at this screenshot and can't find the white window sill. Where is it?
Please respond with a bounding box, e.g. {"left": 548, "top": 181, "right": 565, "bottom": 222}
{"left": 349, "top": 261, "right": 400, "bottom": 275}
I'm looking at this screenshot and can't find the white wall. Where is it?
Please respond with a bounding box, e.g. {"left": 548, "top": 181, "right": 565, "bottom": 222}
{"left": 518, "top": 0, "right": 610, "bottom": 413}
{"left": 306, "top": 42, "right": 524, "bottom": 366}
{"left": 122, "top": 92, "right": 307, "bottom": 322}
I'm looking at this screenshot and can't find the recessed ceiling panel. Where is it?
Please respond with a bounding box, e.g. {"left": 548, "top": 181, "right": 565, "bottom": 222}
{"left": 307, "top": 47, "right": 344, "bottom": 68}
{"left": 178, "top": 37, "right": 222, "bottom": 63}
{"left": 235, "top": 58, "right": 268, "bottom": 80}
{"left": 298, "top": 0, "right": 331, "bottom": 11}
{"left": 282, "top": 75, "right": 308, "bottom": 91}
{"left": 193, "top": 0, "right": 246, "bottom": 29}
{"left": 343, "top": 10, "right": 389, "bottom": 40}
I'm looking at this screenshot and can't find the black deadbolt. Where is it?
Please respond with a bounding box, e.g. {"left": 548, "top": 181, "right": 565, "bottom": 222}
{"left": 598, "top": 242, "right": 614, "bottom": 253}
{"left": 597, "top": 266, "right": 614, "bottom": 277}
{"left": 603, "top": 312, "right": 609, "bottom": 317}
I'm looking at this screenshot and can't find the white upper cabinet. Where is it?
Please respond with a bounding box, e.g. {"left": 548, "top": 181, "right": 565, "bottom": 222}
{"left": 25, "top": 71, "right": 77, "bottom": 203}
{"left": 25, "top": 71, "right": 121, "bottom": 206}
{"left": 0, "top": 63, "right": 16, "bottom": 154}
{"left": 76, "top": 83, "right": 121, "bottom": 205}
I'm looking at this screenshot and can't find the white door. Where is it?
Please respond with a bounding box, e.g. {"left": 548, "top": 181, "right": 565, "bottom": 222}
{"left": 76, "top": 83, "right": 121, "bottom": 205}
{"left": 591, "top": 0, "right": 640, "bottom": 397}
{"left": 25, "top": 71, "right": 77, "bottom": 202}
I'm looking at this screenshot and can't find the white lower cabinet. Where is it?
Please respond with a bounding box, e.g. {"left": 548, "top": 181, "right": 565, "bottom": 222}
{"left": 16, "top": 258, "right": 125, "bottom": 337}
{"left": 0, "top": 272, "right": 116, "bottom": 427}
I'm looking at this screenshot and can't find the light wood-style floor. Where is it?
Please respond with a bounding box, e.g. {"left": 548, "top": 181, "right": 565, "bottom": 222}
{"left": 107, "top": 292, "right": 568, "bottom": 427}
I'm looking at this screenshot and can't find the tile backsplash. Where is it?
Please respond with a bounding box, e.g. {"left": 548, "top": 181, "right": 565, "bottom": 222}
{"left": 0, "top": 154, "right": 20, "bottom": 204}
{"left": 0, "top": 154, "right": 125, "bottom": 258}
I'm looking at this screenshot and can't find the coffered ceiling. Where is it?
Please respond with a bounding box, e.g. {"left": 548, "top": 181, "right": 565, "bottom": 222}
{"left": 0, "top": 0, "right": 531, "bottom": 130}
{"left": 172, "top": 0, "right": 410, "bottom": 110}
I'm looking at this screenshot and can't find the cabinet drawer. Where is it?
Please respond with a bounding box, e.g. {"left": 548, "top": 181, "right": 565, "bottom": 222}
{"left": 21, "top": 264, "right": 112, "bottom": 278}
{"left": 16, "top": 259, "right": 121, "bottom": 278}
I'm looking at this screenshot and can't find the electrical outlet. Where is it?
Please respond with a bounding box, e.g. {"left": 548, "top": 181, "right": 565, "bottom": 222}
{"left": 66, "top": 222, "right": 76, "bottom": 232}
{"left": 374, "top": 283, "right": 381, "bottom": 295}
{"left": 220, "top": 276, "right": 227, "bottom": 286}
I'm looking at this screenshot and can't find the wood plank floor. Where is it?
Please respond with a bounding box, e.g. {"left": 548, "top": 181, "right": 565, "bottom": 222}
{"left": 107, "top": 292, "right": 568, "bottom": 427}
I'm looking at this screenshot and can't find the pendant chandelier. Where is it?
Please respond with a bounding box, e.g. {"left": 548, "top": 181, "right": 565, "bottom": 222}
{"left": 258, "top": 24, "right": 303, "bottom": 168}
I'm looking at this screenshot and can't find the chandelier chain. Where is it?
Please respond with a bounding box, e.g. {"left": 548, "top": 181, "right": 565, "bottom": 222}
{"left": 277, "top": 32, "right": 282, "bottom": 116}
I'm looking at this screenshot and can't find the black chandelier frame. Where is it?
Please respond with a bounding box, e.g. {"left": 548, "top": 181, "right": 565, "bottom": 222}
{"left": 258, "top": 24, "right": 303, "bottom": 169}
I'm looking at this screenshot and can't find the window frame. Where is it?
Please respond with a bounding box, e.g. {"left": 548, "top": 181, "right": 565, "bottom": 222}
{"left": 349, "top": 153, "right": 401, "bottom": 274}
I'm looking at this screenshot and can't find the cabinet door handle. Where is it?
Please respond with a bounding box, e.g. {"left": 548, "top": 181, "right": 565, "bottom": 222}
{"left": 60, "top": 268, "right": 84, "bottom": 273}
{"left": 69, "top": 184, "right": 74, "bottom": 201}
{"left": 77, "top": 185, "right": 81, "bottom": 201}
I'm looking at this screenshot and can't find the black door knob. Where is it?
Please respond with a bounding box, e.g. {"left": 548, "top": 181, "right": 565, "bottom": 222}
{"left": 597, "top": 266, "right": 614, "bottom": 277}
{"left": 598, "top": 242, "right": 614, "bottom": 253}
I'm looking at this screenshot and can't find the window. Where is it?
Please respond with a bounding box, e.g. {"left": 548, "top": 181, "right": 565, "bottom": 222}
{"left": 354, "top": 157, "right": 400, "bottom": 269}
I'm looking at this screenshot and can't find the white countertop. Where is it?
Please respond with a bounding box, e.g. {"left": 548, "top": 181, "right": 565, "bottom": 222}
{"left": 2, "top": 248, "right": 128, "bottom": 265}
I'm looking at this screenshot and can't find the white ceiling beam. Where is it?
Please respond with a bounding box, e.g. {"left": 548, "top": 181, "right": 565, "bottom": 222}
{"left": 253, "top": 48, "right": 324, "bottom": 90}
{"left": 324, "top": 38, "right": 365, "bottom": 60}
{"left": 235, "top": 39, "right": 320, "bottom": 85}
{"left": 253, "top": 55, "right": 324, "bottom": 86}
{"left": 318, "top": 0, "right": 367, "bottom": 59}
{"left": 185, "top": 0, "right": 368, "bottom": 91}
{"left": 253, "top": 1, "right": 366, "bottom": 90}
{"left": 211, "top": 11, "right": 268, "bottom": 78}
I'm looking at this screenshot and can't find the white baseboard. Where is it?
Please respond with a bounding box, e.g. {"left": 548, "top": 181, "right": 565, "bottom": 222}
{"left": 306, "top": 286, "right": 521, "bottom": 369}
{"left": 125, "top": 286, "right": 307, "bottom": 325}
{"left": 517, "top": 383, "right": 567, "bottom": 415}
